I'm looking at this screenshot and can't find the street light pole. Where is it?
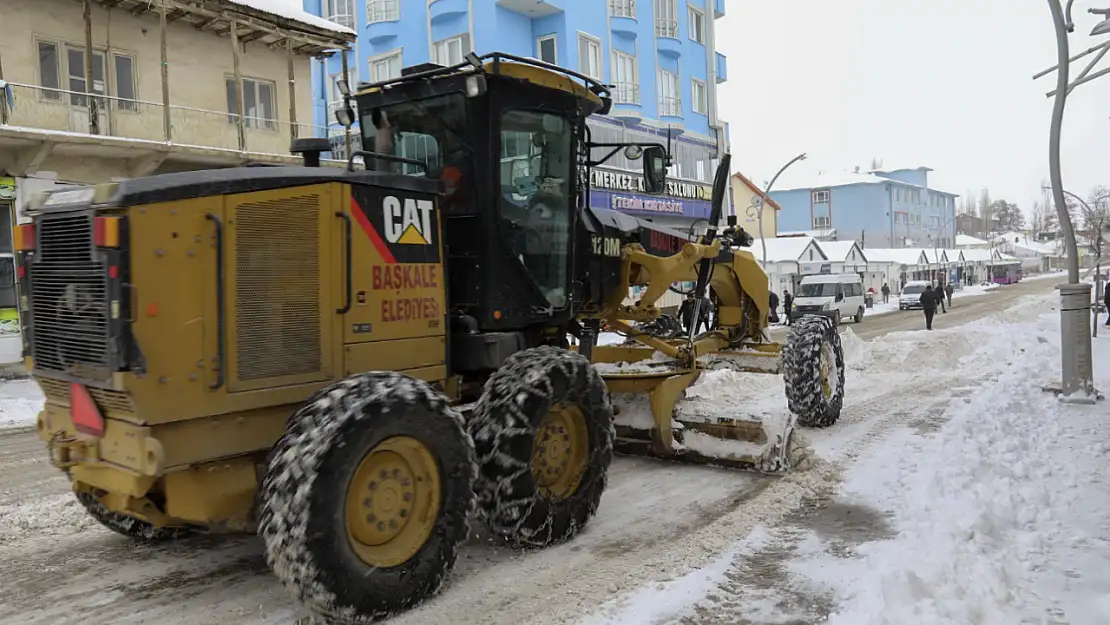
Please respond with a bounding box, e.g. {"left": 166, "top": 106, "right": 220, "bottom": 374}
{"left": 1040, "top": 0, "right": 1104, "bottom": 402}
{"left": 757, "top": 152, "right": 807, "bottom": 266}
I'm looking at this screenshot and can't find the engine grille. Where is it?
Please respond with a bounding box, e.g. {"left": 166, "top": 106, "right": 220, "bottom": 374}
{"left": 29, "top": 213, "right": 111, "bottom": 379}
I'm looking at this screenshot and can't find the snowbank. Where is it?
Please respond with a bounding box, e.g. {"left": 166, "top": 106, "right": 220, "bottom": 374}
{"left": 795, "top": 307, "right": 1110, "bottom": 624}
{"left": 0, "top": 379, "right": 43, "bottom": 429}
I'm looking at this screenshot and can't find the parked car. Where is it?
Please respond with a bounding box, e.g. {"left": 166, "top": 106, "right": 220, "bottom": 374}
{"left": 791, "top": 273, "right": 867, "bottom": 324}
{"left": 899, "top": 280, "right": 932, "bottom": 310}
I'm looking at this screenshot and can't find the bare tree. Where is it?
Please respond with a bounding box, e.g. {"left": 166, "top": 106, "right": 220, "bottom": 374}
{"left": 1083, "top": 186, "right": 1110, "bottom": 337}
{"left": 870, "top": 157, "right": 883, "bottom": 171}
{"left": 1031, "top": 200, "right": 1047, "bottom": 236}
{"left": 979, "top": 188, "right": 994, "bottom": 235}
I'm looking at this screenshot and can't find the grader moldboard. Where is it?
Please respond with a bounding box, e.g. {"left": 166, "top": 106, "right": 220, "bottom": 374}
{"left": 17, "top": 53, "right": 844, "bottom": 623}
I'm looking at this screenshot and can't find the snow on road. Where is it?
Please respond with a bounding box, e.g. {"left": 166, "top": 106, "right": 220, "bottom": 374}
{"left": 1, "top": 279, "right": 1091, "bottom": 625}
{"left": 585, "top": 289, "right": 1110, "bottom": 625}
{"left": 0, "top": 379, "right": 41, "bottom": 429}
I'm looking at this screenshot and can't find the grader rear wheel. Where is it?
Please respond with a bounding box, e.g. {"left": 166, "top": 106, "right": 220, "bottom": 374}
{"left": 259, "top": 372, "right": 476, "bottom": 624}
{"left": 470, "top": 346, "right": 614, "bottom": 547}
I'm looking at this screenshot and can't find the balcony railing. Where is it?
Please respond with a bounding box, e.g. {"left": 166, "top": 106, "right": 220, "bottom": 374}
{"left": 367, "top": 0, "right": 400, "bottom": 23}
{"left": 609, "top": 0, "right": 636, "bottom": 18}
{"left": 655, "top": 18, "right": 678, "bottom": 38}
{"left": 1, "top": 82, "right": 327, "bottom": 156}
{"left": 612, "top": 82, "right": 640, "bottom": 105}
{"left": 658, "top": 95, "right": 682, "bottom": 117}
{"left": 324, "top": 12, "right": 356, "bottom": 30}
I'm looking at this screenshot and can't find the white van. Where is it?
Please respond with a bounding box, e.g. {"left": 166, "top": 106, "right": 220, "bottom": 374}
{"left": 898, "top": 280, "right": 932, "bottom": 310}
{"left": 790, "top": 273, "right": 867, "bottom": 324}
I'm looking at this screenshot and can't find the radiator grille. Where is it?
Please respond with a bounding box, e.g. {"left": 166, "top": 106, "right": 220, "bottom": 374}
{"left": 29, "top": 213, "right": 111, "bottom": 379}
{"left": 234, "top": 195, "right": 322, "bottom": 381}
{"left": 37, "top": 377, "right": 135, "bottom": 414}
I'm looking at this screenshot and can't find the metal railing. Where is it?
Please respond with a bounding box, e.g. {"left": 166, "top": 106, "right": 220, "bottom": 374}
{"left": 367, "top": 0, "right": 399, "bottom": 23}
{"left": 610, "top": 0, "right": 636, "bottom": 18}
{"left": 1, "top": 82, "right": 327, "bottom": 157}
{"left": 612, "top": 82, "right": 640, "bottom": 105}
{"left": 325, "top": 12, "right": 356, "bottom": 29}
{"left": 658, "top": 95, "right": 682, "bottom": 117}
{"left": 655, "top": 18, "right": 679, "bottom": 38}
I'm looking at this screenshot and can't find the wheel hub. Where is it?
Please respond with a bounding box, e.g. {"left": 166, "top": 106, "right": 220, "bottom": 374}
{"left": 345, "top": 436, "right": 440, "bottom": 568}
{"left": 531, "top": 403, "right": 589, "bottom": 501}
{"left": 819, "top": 341, "right": 838, "bottom": 399}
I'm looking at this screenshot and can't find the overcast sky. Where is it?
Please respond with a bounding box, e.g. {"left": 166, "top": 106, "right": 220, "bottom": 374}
{"left": 718, "top": 0, "right": 1110, "bottom": 212}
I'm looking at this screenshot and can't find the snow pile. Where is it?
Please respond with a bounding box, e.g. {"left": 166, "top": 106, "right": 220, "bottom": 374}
{"left": 798, "top": 310, "right": 1110, "bottom": 624}
{"left": 0, "top": 493, "right": 99, "bottom": 545}
{"left": 0, "top": 379, "right": 43, "bottom": 429}
{"left": 593, "top": 350, "right": 675, "bottom": 375}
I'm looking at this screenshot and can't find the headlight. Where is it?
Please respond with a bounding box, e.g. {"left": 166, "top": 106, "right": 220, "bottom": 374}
{"left": 821, "top": 302, "right": 831, "bottom": 310}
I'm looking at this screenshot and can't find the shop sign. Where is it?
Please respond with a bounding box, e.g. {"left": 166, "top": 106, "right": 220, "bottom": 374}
{"left": 590, "top": 169, "right": 713, "bottom": 201}
{"left": 611, "top": 194, "right": 685, "bottom": 215}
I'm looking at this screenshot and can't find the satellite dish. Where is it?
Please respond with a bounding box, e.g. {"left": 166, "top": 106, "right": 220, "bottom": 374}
{"left": 750, "top": 196, "right": 764, "bottom": 208}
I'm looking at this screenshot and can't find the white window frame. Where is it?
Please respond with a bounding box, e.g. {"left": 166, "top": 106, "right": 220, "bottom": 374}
{"left": 812, "top": 190, "right": 830, "bottom": 203}
{"left": 654, "top": 0, "right": 679, "bottom": 38}
{"left": 688, "top": 5, "right": 705, "bottom": 44}
{"left": 367, "top": 0, "right": 400, "bottom": 24}
{"left": 323, "top": 0, "right": 356, "bottom": 29}
{"left": 813, "top": 215, "right": 831, "bottom": 229}
{"left": 368, "top": 50, "right": 401, "bottom": 84}
{"left": 610, "top": 0, "right": 636, "bottom": 18}
{"left": 691, "top": 77, "right": 707, "bottom": 114}
{"left": 611, "top": 50, "right": 638, "bottom": 104}
{"left": 578, "top": 32, "right": 604, "bottom": 81}
{"left": 536, "top": 34, "right": 558, "bottom": 64}
{"left": 226, "top": 75, "right": 278, "bottom": 131}
{"left": 432, "top": 34, "right": 470, "bottom": 66}
{"left": 658, "top": 68, "right": 680, "bottom": 116}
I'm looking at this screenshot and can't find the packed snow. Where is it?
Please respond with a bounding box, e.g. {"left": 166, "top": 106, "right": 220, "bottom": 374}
{"left": 584, "top": 288, "right": 1110, "bottom": 625}
{"left": 0, "top": 379, "right": 42, "bottom": 429}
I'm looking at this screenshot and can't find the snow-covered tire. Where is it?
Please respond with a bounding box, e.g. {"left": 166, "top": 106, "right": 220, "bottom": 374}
{"left": 75, "top": 491, "right": 191, "bottom": 541}
{"left": 258, "top": 372, "right": 476, "bottom": 623}
{"left": 470, "top": 346, "right": 614, "bottom": 548}
{"left": 783, "top": 315, "right": 845, "bottom": 428}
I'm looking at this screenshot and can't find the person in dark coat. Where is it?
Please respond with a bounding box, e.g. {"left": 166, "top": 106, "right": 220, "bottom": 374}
{"left": 944, "top": 283, "right": 954, "bottom": 307}
{"left": 1104, "top": 280, "right": 1110, "bottom": 327}
{"left": 679, "top": 294, "right": 696, "bottom": 334}
{"left": 697, "top": 295, "right": 713, "bottom": 334}
{"left": 769, "top": 291, "right": 780, "bottom": 323}
{"left": 783, "top": 289, "right": 794, "bottom": 325}
{"left": 881, "top": 283, "right": 890, "bottom": 304}
{"left": 921, "top": 285, "right": 938, "bottom": 330}
{"left": 935, "top": 281, "right": 947, "bottom": 313}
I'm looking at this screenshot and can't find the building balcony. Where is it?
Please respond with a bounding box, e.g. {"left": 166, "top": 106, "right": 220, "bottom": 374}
{"left": 430, "top": 0, "right": 468, "bottom": 23}
{"left": 610, "top": 83, "right": 642, "bottom": 122}
{"left": 658, "top": 96, "right": 682, "bottom": 121}
{"left": 611, "top": 15, "right": 638, "bottom": 38}
{"left": 0, "top": 82, "right": 328, "bottom": 176}
{"left": 366, "top": 0, "right": 400, "bottom": 41}
{"left": 495, "top": 0, "right": 564, "bottom": 17}
{"left": 323, "top": 11, "right": 356, "bottom": 31}
{"left": 716, "top": 52, "right": 728, "bottom": 83}
{"left": 655, "top": 20, "right": 682, "bottom": 58}
{"left": 714, "top": 0, "right": 725, "bottom": 18}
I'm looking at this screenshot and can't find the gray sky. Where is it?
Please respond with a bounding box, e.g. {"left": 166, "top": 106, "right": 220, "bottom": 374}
{"left": 718, "top": 0, "right": 1110, "bottom": 212}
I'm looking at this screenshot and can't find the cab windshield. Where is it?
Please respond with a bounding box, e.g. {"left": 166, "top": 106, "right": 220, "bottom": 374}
{"left": 902, "top": 284, "right": 925, "bottom": 295}
{"left": 798, "top": 282, "right": 838, "bottom": 298}
{"left": 359, "top": 93, "right": 469, "bottom": 176}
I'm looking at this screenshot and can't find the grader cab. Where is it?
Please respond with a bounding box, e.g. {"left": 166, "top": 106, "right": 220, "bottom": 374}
{"left": 16, "top": 53, "right": 844, "bottom": 623}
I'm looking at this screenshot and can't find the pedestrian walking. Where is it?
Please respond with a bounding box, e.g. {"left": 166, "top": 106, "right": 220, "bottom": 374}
{"left": 1104, "top": 280, "right": 1110, "bottom": 327}
{"left": 783, "top": 289, "right": 793, "bottom": 326}
{"left": 921, "top": 285, "right": 938, "bottom": 330}
{"left": 936, "top": 281, "right": 947, "bottom": 313}
{"left": 769, "top": 291, "right": 780, "bottom": 324}
{"left": 697, "top": 295, "right": 713, "bottom": 334}
{"left": 881, "top": 283, "right": 890, "bottom": 304}
{"left": 944, "top": 283, "right": 954, "bottom": 308}
{"left": 679, "top": 294, "right": 696, "bottom": 334}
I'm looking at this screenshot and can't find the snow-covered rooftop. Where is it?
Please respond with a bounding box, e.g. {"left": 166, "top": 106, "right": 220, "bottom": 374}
{"left": 228, "top": 0, "right": 355, "bottom": 34}
{"left": 960, "top": 248, "right": 996, "bottom": 262}
{"left": 819, "top": 240, "right": 864, "bottom": 263}
{"left": 956, "top": 234, "right": 990, "bottom": 247}
{"left": 773, "top": 170, "right": 922, "bottom": 193}
{"left": 862, "top": 248, "right": 926, "bottom": 265}
{"left": 778, "top": 228, "right": 838, "bottom": 239}
{"left": 749, "top": 237, "right": 823, "bottom": 263}
{"left": 869, "top": 164, "right": 934, "bottom": 174}
{"left": 992, "top": 232, "right": 1060, "bottom": 256}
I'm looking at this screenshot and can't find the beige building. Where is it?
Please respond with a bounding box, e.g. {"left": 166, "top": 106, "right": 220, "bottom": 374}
{"left": 0, "top": 0, "right": 354, "bottom": 193}
{"left": 730, "top": 170, "right": 780, "bottom": 238}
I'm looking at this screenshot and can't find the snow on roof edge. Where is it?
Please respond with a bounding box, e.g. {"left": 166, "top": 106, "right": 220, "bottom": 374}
{"left": 227, "top": 0, "right": 356, "bottom": 36}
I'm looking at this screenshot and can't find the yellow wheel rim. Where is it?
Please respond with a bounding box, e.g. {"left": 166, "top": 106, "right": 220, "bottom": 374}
{"left": 531, "top": 403, "right": 589, "bottom": 502}
{"left": 344, "top": 436, "right": 441, "bottom": 569}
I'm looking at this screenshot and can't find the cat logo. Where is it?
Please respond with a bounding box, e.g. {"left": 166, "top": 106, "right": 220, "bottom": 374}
{"left": 592, "top": 236, "right": 621, "bottom": 257}
{"left": 383, "top": 196, "right": 435, "bottom": 245}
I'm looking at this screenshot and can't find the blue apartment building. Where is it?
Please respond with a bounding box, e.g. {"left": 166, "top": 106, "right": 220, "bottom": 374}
{"left": 768, "top": 166, "right": 960, "bottom": 249}
{"left": 303, "top": 0, "right": 730, "bottom": 234}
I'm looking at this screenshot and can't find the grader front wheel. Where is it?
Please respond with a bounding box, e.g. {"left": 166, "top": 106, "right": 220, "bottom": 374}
{"left": 470, "top": 346, "right": 614, "bottom": 548}
{"left": 258, "top": 372, "right": 476, "bottom": 624}
{"left": 783, "top": 315, "right": 845, "bottom": 428}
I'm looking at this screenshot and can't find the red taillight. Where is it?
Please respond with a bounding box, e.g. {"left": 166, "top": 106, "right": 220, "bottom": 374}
{"left": 16, "top": 265, "right": 25, "bottom": 279}
{"left": 13, "top": 224, "right": 35, "bottom": 251}
{"left": 71, "top": 383, "right": 105, "bottom": 438}
{"left": 108, "top": 265, "right": 119, "bottom": 279}
{"left": 93, "top": 216, "right": 121, "bottom": 248}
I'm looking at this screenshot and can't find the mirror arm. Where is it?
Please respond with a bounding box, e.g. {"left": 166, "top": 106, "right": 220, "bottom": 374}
{"left": 586, "top": 141, "right": 669, "bottom": 168}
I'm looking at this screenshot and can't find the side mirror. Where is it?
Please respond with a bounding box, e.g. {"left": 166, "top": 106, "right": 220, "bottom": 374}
{"left": 642, "top": 146, "right": 667, "bottom": 194}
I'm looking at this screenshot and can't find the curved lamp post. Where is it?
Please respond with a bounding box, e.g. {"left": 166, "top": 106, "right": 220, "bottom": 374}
{"left": 755, "top": 152, "right": 807, "bottom": 266}
{"left": 1033, "top": 1, "right": 1110, "bottom": 402}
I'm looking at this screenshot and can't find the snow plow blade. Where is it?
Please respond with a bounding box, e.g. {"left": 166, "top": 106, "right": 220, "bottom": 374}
{"left": 592, "top": 344, "right": 799, "bottom": 474}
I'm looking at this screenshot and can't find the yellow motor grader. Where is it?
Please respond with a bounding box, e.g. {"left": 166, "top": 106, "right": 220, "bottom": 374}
{"left": 15, "top": 53, "right": 844, "bottom": 623}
